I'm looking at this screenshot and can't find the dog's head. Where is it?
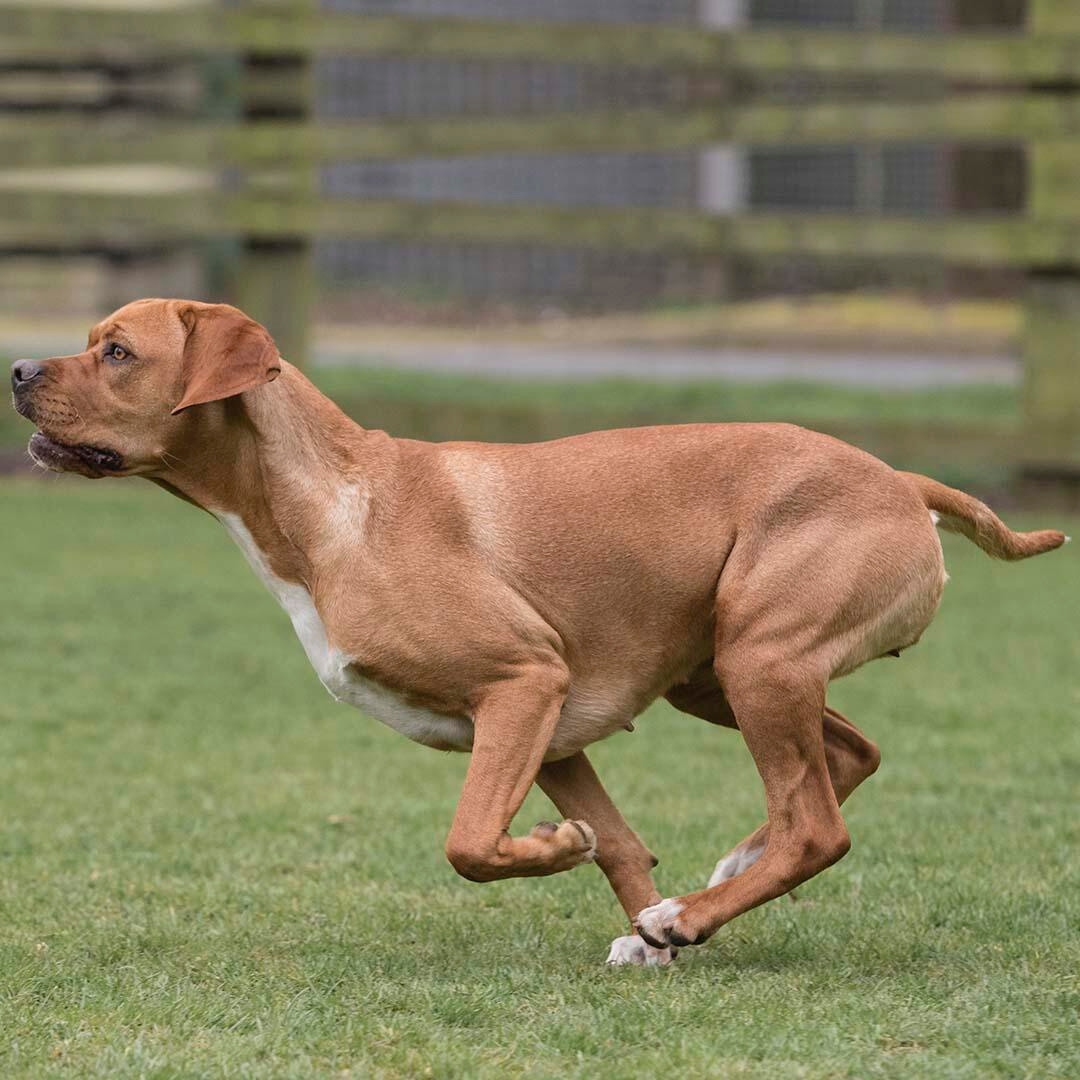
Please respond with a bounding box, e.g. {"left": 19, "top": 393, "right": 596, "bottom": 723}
{"left": 10, "top": 298, "right": 281, "bottom": 478}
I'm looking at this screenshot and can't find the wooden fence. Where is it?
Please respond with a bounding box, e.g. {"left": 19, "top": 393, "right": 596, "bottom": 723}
{"left": 2, "top": 2, "right": 1080, "bottom": 483}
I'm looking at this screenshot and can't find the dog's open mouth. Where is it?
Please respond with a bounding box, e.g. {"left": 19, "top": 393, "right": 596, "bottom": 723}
{"left": 28, "top": 432, "right": 124, "bottom": 477}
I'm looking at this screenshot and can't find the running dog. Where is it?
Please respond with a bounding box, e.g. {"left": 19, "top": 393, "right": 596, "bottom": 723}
{"left": 11, "top": 299, "right": 1066, "bottom": 965}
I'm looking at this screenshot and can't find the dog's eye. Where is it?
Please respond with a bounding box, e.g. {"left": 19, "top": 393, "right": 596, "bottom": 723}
{"left": 105, "top": 343, "right": 129, "bottom": 363}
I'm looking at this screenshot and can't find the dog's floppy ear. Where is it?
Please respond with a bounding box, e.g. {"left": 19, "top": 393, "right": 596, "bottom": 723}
{"left": 171, "top": 303, "right": 282, "bottom": 415}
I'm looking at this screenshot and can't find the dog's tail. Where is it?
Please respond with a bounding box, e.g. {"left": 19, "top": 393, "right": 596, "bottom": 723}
{"left": 900, "top": 472, "right": 1068, "bottom": 561}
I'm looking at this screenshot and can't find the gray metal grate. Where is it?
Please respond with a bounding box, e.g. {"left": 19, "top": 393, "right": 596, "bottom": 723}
{"left": 320, "top": 0, "right": 698, "bottom": 22}
{"left": 750, "top": 0, "right": 946, "bottom": 29}
{"left": 316, "top": 240, "right": 682, "bottom": 308}
{"left": 316, "top": 57, "right": 683, "bottom": 118}
{"left": 749, "top": 144, "right": 947, "bottom": 214}
{"left": 322, "top": 151, "right": 698, "bottom": 208}
{"left": 317, "top": 142, "right": 968, "bottom": 308}
{"left": 881, "top": 144, "right": 944, "bottom": 213}
{"left": 309, "top": 0, "right": 1012, "bottom": 312}
{"left": 750, "top": 147, "right": 859, "bottom": 211}
{"left": 882, "top": 0, "right": 946, "bottom": 29}
{"left": 313, "top": 238, "right": 983, "bottom": 313}
{"left": 750, "top": 0, "right": 858, "bottom": 26}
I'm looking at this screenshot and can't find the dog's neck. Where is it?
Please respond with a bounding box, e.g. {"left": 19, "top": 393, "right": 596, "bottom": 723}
{"left": 156, "top": 362, "right": 396, "bottom": 588}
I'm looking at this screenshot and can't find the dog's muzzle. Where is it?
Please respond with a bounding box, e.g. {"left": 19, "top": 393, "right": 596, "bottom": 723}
{"left": 10, "top": 361, "right": 125, "bottom": 477}
{"left": 11, "top": 359, "right": 42, "bottom": 420}
{"left": 27, "top": 432, "right": 124, "bottom": 477}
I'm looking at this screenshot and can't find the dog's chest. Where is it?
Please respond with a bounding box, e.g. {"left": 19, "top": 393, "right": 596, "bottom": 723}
{"left": 215, "top": 513, "right": 474, "bottom": 752}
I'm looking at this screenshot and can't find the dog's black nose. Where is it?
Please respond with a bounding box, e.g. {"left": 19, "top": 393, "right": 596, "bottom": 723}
{"left": 11, "top": 359, "right": 43, "bottom": 390}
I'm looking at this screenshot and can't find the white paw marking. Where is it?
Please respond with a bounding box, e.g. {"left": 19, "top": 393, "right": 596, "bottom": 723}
{"left": 605, "top": 934, "right": 675, "bottom": 967}
{"left": 635, "top": 897, "right": 684, "bottom": 943}
{"left": 707, "top": 843, "right": 765, "bottom": 888}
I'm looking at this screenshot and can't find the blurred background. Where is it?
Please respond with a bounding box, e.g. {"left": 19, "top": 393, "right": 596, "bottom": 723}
{"left": 2, "top": 0, "right": 1079, "bottom": 499}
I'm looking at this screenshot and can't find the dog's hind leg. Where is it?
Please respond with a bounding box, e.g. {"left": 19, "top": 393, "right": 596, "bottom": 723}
{"left": 665, "top": 670, "right": 879, "bottom": 890}
{"left": 537, "top": 752, "right": 675, "bottom": 966}
{"left": 637, "top": 475, "right": 943, "bottom": 950}
{"left": 708, "top": 706, "right": 879, "bottom": 887}
{"left": 664, "top": 661, "right": 738, "bottom": 729}
{"left": 637, "top": 656, "right": 851, "bottom": 949}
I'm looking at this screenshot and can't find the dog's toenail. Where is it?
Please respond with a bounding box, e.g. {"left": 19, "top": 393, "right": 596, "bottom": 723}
{"left": 568, "top": 820, "right": 590, "bottom": 844}
{"left": 635, "top": 926, "right": 667, "bottom": 949}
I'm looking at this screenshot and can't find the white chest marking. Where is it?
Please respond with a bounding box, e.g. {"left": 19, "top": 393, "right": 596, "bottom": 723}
{"left": 214, "top": 512, "right": 473, "bottom": 751}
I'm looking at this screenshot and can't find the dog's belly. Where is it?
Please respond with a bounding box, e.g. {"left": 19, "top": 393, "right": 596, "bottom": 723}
{"left": 546, "top": 686, "right": 638, "bottom": 761}
{"left": 321, "top": 659, "right": 475, "bottom": 752}
{"left": 215, "top": 512, "right": 474, "bottom": 752}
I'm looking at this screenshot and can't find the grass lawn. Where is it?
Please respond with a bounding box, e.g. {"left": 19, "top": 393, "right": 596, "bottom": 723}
{"left": 310, "top": 366, "right": 1018, "bottom": 427}
{"left": 1, "top": 479, "right": 1077, "bottom": 1078}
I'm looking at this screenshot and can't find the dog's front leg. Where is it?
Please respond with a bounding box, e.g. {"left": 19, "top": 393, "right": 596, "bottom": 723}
{"left": 538, "top": 752, "right": 676, "bottom": 967}
{"left": 538, "top": 752, "right": 659, "bottom": 918}
{"left": 444, "top": 662, "right": 596, "bottom": 882}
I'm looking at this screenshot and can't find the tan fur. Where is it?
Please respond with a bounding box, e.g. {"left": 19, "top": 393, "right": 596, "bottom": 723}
{"left": 900, "top": 471, "right": 1067, "bottom": 560}
{"left": 11, "top": 299, "right": 1067, "bottom": 960}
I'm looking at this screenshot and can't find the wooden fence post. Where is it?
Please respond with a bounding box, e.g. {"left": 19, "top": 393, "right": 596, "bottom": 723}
{"left": 1021, "top": 271, "right": 1080, "bottom": 491}
{"left": 227, "top": 0, "right": 315, "bottom": 368}
{"left": 1027, "top": 0, "right": 1080, "bottom": 34}
{"left": 236, "top": 237, "right": 314, "bottom": 369}
{"left": 1022, "top": 46, "right": 1080, "bottom": 497}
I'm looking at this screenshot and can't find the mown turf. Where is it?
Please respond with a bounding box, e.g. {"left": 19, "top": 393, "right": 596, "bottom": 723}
{"left": 1, "top": 479, "right": 1077, "bottom": 1079}
{"left": 310, "top": 365, "right": 1019, "bottom": 426}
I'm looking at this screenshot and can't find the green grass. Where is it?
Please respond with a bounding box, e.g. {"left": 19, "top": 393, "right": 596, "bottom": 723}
{"left": 1, "top": 479, "right": 1077, "bottom": 1078}
{"left": 0, "top": 364, "right": 1018, "bottom": 457}
{"left": 313, "top": 365, "right": 1019, "bottom": 426}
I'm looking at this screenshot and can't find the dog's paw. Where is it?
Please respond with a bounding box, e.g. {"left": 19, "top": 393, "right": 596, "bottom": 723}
{"left": 561, "top": 819, "right": 597, "bottom": 861}
{"left": 529, "top": 819, "right": 596, "bottom": 869}
{"left": 633, "top": 897, "right": 686, "bottom": 948}
{"left": 605, "top": 934, "right": 676, "bottom": 967}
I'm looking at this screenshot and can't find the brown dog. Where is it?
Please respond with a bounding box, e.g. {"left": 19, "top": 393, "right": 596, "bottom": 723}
{"left": 11, "top": 299, "right": 1067, "bottom": 965}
